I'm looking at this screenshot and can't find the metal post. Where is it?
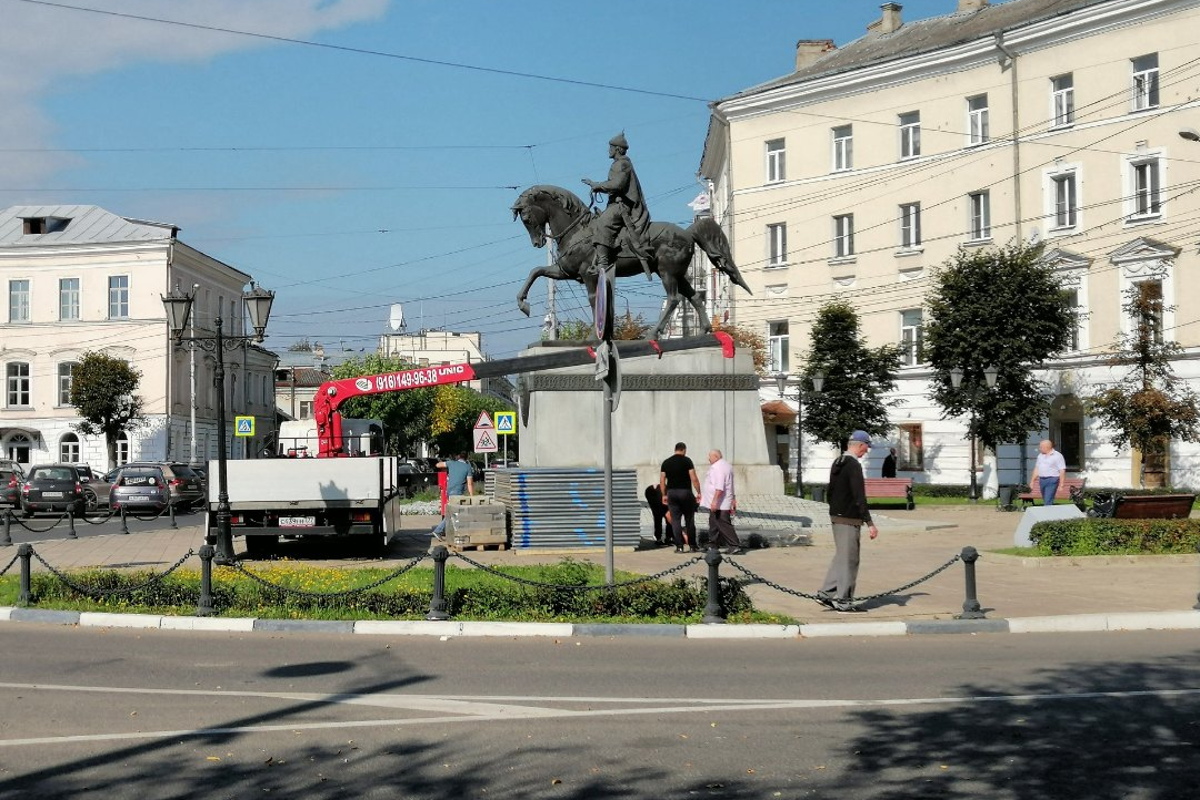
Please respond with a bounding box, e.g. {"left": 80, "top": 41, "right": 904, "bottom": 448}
{"left": 168, "top": 502, "right": 178, "bottom": 530}
{"left": 968, "top": 415, "right": 980, "bottom": 503}
{"left": 67, "top": 508, "right": 77, "bottom": 539}
{"left": 956, "top": 545, "right": 985, "bottom": 619}
{"left": 17, "top": 543, "right": 32, "bottom": 606}
{"left": 213, "top": 317, "right": 235, "bottom": 565}
{"left": 120, "top": 505, "right": 129, "bottom": 534}
{"left": 603, "top": 377, "right": 614, "bottom": 585}
{"left": 2, "top": 509, "right": 11, "bottom": 547}
{"left": 196, "top": 544, "right": 215, "bottom": 616}
{"left": 795, "top": 398, "right": 804, "bottom": 498}
{"left": 426, "top": 545, "right": 450, "bottom": 621}
{"left": 702, "top": 548, "right": 726, "bottom": 624}
{"left": 1194, "top": 538, "right": 1200, "bottom": 611}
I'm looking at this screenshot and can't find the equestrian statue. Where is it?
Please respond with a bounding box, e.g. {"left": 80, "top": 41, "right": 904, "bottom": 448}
{"left": 512, "top": 132, "right": 751, "bottom": 341}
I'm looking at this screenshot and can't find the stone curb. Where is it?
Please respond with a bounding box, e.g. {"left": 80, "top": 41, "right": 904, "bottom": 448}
{"left": 3, "top": 606, "right": 1198, "bottom": 637}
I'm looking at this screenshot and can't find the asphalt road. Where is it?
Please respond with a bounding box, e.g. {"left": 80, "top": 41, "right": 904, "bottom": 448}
{"left": 0, "top": 626, "right": 1196, "bottom": 799}
{"left": 0, "top": 505, "right": 196, "bottom": 544}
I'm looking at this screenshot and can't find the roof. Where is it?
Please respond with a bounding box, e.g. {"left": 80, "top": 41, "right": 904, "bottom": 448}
{"left": 0, "top": 205, "right": 178, "bottom": 246}
{"left": 276, "top": 367, "right": 331, "bottom": 388}
{"left": 724, "top": 0, "right": 1110, "bottom": 102}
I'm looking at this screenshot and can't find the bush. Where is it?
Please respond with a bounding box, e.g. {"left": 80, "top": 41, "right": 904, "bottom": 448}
{"left": 1029, "top": 518, "right": 1200, "bottom": 556}
{"left": 911, "top": 484, "right": 975, "bottom": 498}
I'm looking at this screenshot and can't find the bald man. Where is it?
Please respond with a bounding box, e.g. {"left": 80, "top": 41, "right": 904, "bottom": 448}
{"left": 701, "top": 449, "right": 741, "bottom": 554}
{"left": 1030, "top": 439, "right": 1067, "bottom": 505}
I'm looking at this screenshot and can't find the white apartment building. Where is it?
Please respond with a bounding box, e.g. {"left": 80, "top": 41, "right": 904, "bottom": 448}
{"left": 379, "top": 329, "right": 515, "bottom": 404}
{"left": 700, "top": 0, "right": 1200, "bottom": 491}
{"left": 0, "top": 205, "right": 278, "bottom": 471}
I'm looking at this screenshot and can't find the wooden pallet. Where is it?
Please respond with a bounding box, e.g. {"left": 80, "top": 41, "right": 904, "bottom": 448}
{"left": 451, "top": 541, "right": 509, "bottom": 552}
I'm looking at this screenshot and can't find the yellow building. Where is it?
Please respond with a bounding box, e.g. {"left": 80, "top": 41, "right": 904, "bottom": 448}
{"left": 700, "top": 0, "right": 1200, "bottom": 490}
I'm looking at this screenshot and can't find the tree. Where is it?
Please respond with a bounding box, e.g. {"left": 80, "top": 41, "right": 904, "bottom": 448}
{"left": 1087, "top": 283, "right": 1200, "bottom": 487}
{"left": 70, "top": 352, "right": 145, "bottom": 469}
{"left": 925, "top": 242, "right": 1076, "bottom": 451}
{"left": 330, "top": 354, "right": 436, "bottom": 457}
{"left": 429, "top": 386, "right": 515, "bottom": 458}
{"left": 554, "top": 310, "right": 653, "bottom": 341}
{"left": 712, "top": 320, "right": 769, "bottom": 376}
{"left": 799, "top": 301, "right": 901, "bottom": 450}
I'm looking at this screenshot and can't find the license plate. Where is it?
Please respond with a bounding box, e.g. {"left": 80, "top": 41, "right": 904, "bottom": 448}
{"left": 279, "top": 516, "right": 316, "bottom": 528}
{"left": 43, "top": 491, "right": 64, "bottom": 498}
{"left": 131, "top": 496, "right": 150, "bottom": 503}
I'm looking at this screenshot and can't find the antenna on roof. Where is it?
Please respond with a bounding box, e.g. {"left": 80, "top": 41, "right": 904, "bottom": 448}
{"left": 389, "top": 303, "right": 406, "bottom": 332}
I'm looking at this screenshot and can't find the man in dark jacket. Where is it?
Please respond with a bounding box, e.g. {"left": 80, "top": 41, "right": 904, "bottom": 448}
{"left": 817, "top": 430, "right": 879, "bottom": 613}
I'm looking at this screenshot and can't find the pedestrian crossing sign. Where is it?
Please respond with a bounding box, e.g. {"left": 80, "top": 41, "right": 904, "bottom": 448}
{"left": 495, "top": 411, "right": 515, "bottom": 433}
{"left": 234, "top": 416, "right": 255, "bottom": 437}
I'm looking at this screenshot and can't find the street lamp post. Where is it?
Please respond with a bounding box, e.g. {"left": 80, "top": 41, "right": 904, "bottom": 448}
{"left": 162, "top": 282, "right": 274, "bottom": 564}
{"left": 949, "top": 364, "right": 999, "bottom": 503}
{"left": 774, "top": 371, "right": 825, "bottom": 498}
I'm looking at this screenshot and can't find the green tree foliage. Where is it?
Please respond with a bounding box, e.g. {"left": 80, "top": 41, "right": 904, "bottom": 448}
{"left": 925, "top": 243, "right": 1076, "bottom": 450}
{"left": 799, "top": 301, "right": 901, "bottom": 449}
{"left": 330, "top": 354, "right": 436, "bottom": 457}
{"left": 429, "top": 387, "right": 515, "bottom": 458}
{"left": 70, "top": 352, "right": 144, "bottom": 468}
{"left": 1087, "top": 283, "right": 1200, "bottom": 483}
{"left": 554, "top": 311, "right": 652, "bottom": 341}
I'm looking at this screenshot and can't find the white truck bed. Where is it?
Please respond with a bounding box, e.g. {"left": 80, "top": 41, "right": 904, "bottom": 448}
{"left": 208, "top": 457, "right": 399, "bottom": 509}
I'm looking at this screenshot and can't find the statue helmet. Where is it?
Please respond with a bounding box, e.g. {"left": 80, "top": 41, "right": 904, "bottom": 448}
{"left": 608, "top": 131, "right": 629, "bottom": 150}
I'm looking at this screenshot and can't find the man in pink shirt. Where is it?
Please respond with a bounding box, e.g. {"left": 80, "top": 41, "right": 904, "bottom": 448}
{"left": 702, "top": 449, "right": 741, "bottom": 554}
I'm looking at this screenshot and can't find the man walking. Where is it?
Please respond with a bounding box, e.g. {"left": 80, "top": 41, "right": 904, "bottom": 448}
{"left": 702, "top": 449, "right": 741, "bottom": 554}
{"left": 1030, "top": 439, "right": 1067, "bottom": 505}
{"left": 817, "top": 430, "right": 879, "bottom": 613}
{"left": 659, "top": 442, "right": 701, "bottom": 553}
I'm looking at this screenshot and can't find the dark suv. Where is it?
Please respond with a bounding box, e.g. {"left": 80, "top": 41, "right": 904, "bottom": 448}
{"left": 116, "top": 462, "right": 204, "bottom": 508}
{"left": 20, "top": 464, "right": 86, "bottom": 517}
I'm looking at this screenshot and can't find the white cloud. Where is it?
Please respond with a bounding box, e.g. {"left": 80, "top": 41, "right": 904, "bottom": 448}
{"left": 0, "top": 0, "right": 390, "bottom": 188}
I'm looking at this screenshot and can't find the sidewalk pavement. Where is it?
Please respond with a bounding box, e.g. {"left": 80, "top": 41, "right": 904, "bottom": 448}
{"left": 3, "top": 500, "right": 1199, "bottom": 637}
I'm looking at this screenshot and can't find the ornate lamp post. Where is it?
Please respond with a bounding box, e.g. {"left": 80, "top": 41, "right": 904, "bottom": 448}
{"left": 774, "top": 370, "right": 824, "bottom": 498}
{"left": 949, "top": 364, "right": 998, "bottom": 503}
{"left": 162, "top": 282, "right": 274, "bottom": 563}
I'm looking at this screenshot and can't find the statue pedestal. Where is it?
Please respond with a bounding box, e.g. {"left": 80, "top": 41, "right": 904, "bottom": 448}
{"left": 515, "top": 341, "right": 782, "bottom": 495}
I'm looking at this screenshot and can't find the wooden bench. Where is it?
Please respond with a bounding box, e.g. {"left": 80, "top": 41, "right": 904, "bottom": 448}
{"left": 863, "top": 477, "right": 914, "bottom": 510}
{"left": 1112, "top": 493, "right": 1196, "bottom": 519}
{"left": 1019, "top": 477, "right": 1085, "bottom": 508}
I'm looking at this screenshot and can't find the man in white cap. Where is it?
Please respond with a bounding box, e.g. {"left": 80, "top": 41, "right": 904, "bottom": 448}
{"left": 816, "top": 430, "right": 879, "bottom": 613}
{"left": 582, "top": 131, "right": 652, "bottom": 279}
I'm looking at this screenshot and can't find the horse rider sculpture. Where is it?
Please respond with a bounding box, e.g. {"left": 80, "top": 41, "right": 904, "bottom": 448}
{"left": 582, "top": 132, "right": 653, "bottom": 280}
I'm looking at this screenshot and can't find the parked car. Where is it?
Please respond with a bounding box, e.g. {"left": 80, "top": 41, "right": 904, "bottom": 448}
{"left": 108, "top": 466, "right": 170, "bottom": 514}
{"left": 0, "top": 459, "right": 26, "bottom": 481}
{"left": 1, "top": 467, "right": 21, "bottom": 507}
{"left": 81, "top": 468, "right": 120, "bottom": 512}
{"left": 114, "top": 462, "right": 204, "bottom": 509}
{"left": 20, "top": 464, "right": 86, "bottom": 517}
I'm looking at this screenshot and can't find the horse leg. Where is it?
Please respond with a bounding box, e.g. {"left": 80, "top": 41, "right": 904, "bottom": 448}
{"left": 677, "top": 276, "right": 713, "bottom": 333}
{"left": 517, "top": 265, "right": 563, "bottom": 317}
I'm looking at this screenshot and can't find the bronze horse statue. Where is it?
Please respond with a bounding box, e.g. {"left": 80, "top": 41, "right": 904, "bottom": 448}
{"left": 511, "top": 185, "right": 751, "bottom": 340}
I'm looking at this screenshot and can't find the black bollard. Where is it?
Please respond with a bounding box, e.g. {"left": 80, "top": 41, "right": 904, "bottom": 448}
{"left": 67, "top": 508, "right": 77, "bottom": 539}
{"left": 956, "top": 546, "right": 986, "bottom": 620}
{"left": 17, "top": 543, "right": 32, "bottom": 606}
{"left": 120, "top": 505, "right": 130, "bottom": 535}
{"left": 168, "top": 502, "right": 178, "bottom": 530}
{"left": 426, "top": 545, "right": 450, "bottom": 621}
{"left": 1194, "top": 538, "right": 1200, "bottom": 611}
{"left": 2, "top": 509, "right": 11, "bottom": 547}
{"left": 196, "top": 544, "right": 215, "bottom": 617}
{"left": 702, "top": 547, "right": 727, "bottom": 624}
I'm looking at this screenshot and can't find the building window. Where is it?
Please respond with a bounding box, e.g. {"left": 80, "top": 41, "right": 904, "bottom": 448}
{"left": 108, "top": 275, "right": 129, "bottom": 319}
{"left": 6, "top": 362, "right": 31, "bottom": 406}
{"left": 115, "top": 432, "right": 130, "bottom": 466}
{"left": 1131, "top": 53, "right": 1159, "bottom": 111}
{"left": 767, "top": 223, "right": 788, "bottom": 267}
{"left": 59, "top": 278, "right": 80, "bottom": 321}
{"left": 833, "top": 214, "right": 855, "bottom": 258}
{"left": 899, "top": 203, "right": 922, "bottom": 249}
{"left": 60, "top": 432, "right": 81, "bottom": 463}
{"left": 899, "top": 112, "right": 920, "bottom": 159}
{"left": 1135, "top": 279, "right": 1164, "bottom": 344}
{"left": 58, "top": 362, "right": 78, "bottom": 406}
{"left": 1063, "top": 289, "right": 1081, "bottom": 351}
{"left": 8, "top": 279, "right": 30, "bottom": 323}
{"left": 5, "top": 433, "right": 32, "bottom": 465}
{"left": 898, "top": 423, "right": 924, "bottom": 471}
{"left": 900, "top": 310, "right": 924, "bottom": 366}
{"left": 298, "top": 400, "right": 314, "bottom": 419}
{"left": 765, "top": 138, "right": 786, "bottom": 183}
{"left": 1052, "top": 172, "right": 1078, "bottom": 229}
{"left": 1130, "top": 157, "right": 1162, "bottom": 218}
{"left": 832, "top": 125, "right": 853, "bottom": 171}
{"left": 969, "top": 191, "right": 991, "bottom": 241}
{"left": 1051, "top": 74, "right": 1074, "bottom": 127}
{"left": 967, "top": 94, "right": 989, "bottom": 145}
{"left": 767, "top": 321, "right": 789, "bottom": 373}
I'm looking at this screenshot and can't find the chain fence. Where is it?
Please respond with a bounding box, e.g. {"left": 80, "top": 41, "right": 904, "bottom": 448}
{"left": 1, "top": 552, "right": 18, "bottom": 577}
{"left": 450, "top": 551, "right": 705, "bottom": 591}
{"left": 11, "top": 512, "right": 69, "bottom": 534}
{"left": 226, "top": 554, "right": 430, "bottom": 600}
{"left": 30, "top": 549, "right": 197, "bottom": 599}
{"left": 723, "top": 552, "right": 963, "bottom": 605}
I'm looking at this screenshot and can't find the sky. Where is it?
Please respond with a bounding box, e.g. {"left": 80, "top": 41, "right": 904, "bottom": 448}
{"left": 0, "top": 0, "right": 957, "bottom": 360}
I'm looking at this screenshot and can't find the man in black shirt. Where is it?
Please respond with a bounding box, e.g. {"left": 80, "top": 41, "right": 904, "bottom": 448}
{"left": 881, "top": 447, "right": 898, "bottom": 478}
{"left": 817, "top": 430, "right": 879, "bottom": 613}
{"left": 659, "top": 442, "right": 701, "bottom": 553}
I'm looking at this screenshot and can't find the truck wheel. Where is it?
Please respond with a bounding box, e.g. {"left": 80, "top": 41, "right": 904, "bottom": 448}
{"left": 244, "top": 536, "right": 276, "bottom": 559}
